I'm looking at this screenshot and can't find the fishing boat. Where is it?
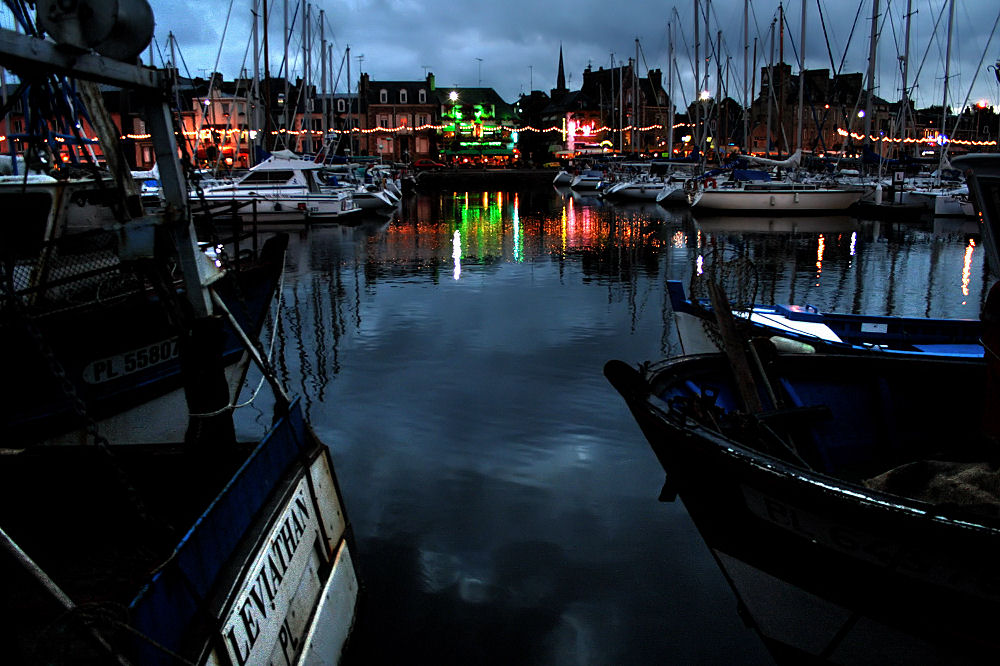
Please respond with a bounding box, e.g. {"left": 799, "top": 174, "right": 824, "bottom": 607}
{"left": 0, "top": 3, "right": 358, "bottom": 664}
{"left": 604, "top": 351, "right": 999, "bottom": 664}
{"left": 667, "top": 279, "right": 982, "bottom": 358}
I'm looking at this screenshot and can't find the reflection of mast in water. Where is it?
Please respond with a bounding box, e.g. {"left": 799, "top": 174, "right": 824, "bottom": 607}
{"left": 311, "top": 271, "right": 329, "bottom": 404}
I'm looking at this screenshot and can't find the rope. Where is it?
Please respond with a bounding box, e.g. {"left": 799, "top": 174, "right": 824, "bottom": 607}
{"left": 187, "top": 264, "right": 286, "bottom": 418}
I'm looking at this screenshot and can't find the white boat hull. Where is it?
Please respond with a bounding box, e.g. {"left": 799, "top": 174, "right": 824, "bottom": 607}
{"left": 692, "top": 187, "right": 863, "bottom": 212}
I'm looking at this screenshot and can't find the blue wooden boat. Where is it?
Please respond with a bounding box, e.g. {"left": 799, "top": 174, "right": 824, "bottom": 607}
{"left": 668, "top": 279, "right": 983, "bottom": 358}
{"left": 0, "top": 4, "right": 358, "bottom": 663}
{"left": 605, "top": 352, "right": 1000, "bottom": 663}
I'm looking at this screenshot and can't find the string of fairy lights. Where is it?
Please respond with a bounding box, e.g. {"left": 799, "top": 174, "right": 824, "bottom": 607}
{"left": 5, "top": 122, "right": 996, "bottom": 149}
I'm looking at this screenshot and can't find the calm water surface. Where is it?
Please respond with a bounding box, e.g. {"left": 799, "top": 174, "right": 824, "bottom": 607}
{"left": 243, "top": 187, "right": 987, "bottom": 664}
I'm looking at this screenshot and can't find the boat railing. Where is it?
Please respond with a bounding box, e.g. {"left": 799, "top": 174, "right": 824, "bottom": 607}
{"left": 128, "top": 398, "right": 322, "bottom": 663}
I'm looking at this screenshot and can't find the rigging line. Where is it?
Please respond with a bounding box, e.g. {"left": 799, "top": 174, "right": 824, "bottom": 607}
{"left": 944, "top": 10, "right": 1000, "bottom": 159}
{"left": 908, "top": 0, "right": 948, "bottom": 105}
{"left": 195, "top": 0, "right": 237, "bottom": 165}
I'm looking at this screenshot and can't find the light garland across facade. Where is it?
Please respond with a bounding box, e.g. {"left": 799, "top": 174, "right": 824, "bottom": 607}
{"left": 836, "top": 127, "right": 997, "bottom": 147}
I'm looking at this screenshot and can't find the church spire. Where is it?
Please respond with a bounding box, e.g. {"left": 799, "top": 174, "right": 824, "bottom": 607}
{"left": 556, "top": 44, "right": 566, "bottom": 92}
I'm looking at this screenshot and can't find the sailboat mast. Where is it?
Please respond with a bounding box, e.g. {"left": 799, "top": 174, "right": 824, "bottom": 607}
{"left": 694, "top": 0, "right": 700, "bottom": 161}
{"left": 668, "top": 21, "right": 674, "bottom": 157}
{"left": 283, "top": 0, "right": 289, "bottom": 143}
{"left": 796, "top": 0, "right": 805, "bottom": 154}
{"left": 252, "top": 0, "right": 261, "bottom": 164}
{"left": 901, "top": 0, "right": 913, "bottom": 156}
{"left": 302, "top": 0, "right": 310, "bottom": 154}
{"left": 864, "top": 0, "right": 879, "bottom": 144}
{"left": 939, "top": 0, "right": 955, "bottom": 176}
{"left": 347, "top": 45, "right": 352, "bottom": 156}
{"left": 743, "top": 0, "right": 749, "bottom": 153}
{"left": 320, "top": 9, "right": 326, "bottom": 156}
{"left": 767, "top": 19, "right": 775, "bottom": 155}
{"left": 263, "top": 0, "right": 272, "bottom": 153}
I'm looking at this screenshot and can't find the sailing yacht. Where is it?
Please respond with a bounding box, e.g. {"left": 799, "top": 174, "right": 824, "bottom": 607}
{"left": 690, "top": 151, "right": 866, "bottom": 213}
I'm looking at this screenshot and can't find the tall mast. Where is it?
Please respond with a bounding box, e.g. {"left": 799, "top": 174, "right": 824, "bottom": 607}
{"left": 346, "top": 45, "right": 352, "bottom": 156}
{"left": 778, "top": 1, "right": 785, "bottom": 157}
{"left": 320, "top": 8, "right": 326, "bottom": 156}
{"left": 938, "top": 0, "right": 955, "bottom": 179}
{"left": 864, "top": 0, "right": 879, "bottom": 144}
{"left": 796, "top": 0, "right": 806, "bottom": 154}
{"left": 668, "top": 21, "right": 674, "bottom": 158}
{"left": 743, "top": 0, "right": 749, "bottom": 153}
{"left": 302, "top": 0, "right": 310, "bottom": 154}
{"left": 283, "top": 0, "right": 289, "bottom": 141}
{"left": 901, "top": 0, "right": 913, "bottom": 156}
{"left": 767, "top": 19, "right": 775, "bottom": 155}
{"left": 252, "top": 0, "right": 260, "bottom": 164}
{"left": 694, "top": 0, "right": 700, "bottom": 161}
{"left": 633, "top": 38, "right": 639, "bottom": 153}
{"left": 263, "top": 0, "right": 272, "bottom": 153}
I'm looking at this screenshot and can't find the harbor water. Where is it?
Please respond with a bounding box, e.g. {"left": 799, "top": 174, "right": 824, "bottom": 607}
{"left": 238, "top": 186, "right": 987, "bottom": 664}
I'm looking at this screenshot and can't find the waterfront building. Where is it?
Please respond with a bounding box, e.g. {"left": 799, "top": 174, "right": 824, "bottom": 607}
{"left": 357, "top": 73, "right": 439, "bottom": 162}
{"left": 436, "top": 85, "right": 518, "bottom": 165}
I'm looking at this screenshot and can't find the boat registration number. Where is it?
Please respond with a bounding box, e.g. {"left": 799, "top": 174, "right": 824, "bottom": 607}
{"left": 82, "top": 338, "right": 180, "bottom": 384}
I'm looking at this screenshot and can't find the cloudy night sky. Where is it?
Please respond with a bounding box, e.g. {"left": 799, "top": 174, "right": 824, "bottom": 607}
{"left": 144, "top": 1, "right": 996, "bottom": 111}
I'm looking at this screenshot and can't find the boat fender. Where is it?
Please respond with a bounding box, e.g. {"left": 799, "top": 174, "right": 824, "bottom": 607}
{"left": 770, "top": 336, "right": 816, "bottom": 354}
{"left": 705, "top": 177, "right": 717, "bottom": 189}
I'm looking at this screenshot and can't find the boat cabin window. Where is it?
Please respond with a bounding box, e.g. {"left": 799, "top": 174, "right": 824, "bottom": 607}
{"left": 240, "top": 170, "right": 294, "bottom": 185}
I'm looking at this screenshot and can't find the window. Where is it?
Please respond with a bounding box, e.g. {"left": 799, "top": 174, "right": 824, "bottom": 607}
{"left": 378, "top": 114, "right": 390, "bottom": 128}
{"left": 400, "top": 89, "right": 407, "bottom": 104}
{"left": 416, "top": 136, "right": 429, "bottom": 153}
{"left": 337, "top": 98, "right": 346, "bottom": 113}
{"left": 379, "top": 89, "right": 388, "bottom": 103}
{"left": 418, "top": 89, "right": 427, "bottom": 104}
{"left": 221, "top": 102, "right": 230, "bottom": 115}
{"left": 241, "top": 170, "right": 294, "bottom": 184}
{"left": 398, "top": 114, "right": 410, "bottom": 127}
{"left": 417, "top": 114, "right": 429, "bottom": 127}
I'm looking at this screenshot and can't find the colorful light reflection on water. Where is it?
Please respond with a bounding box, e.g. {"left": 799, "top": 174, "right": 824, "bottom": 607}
{"left": 251, "top": 188, "right": 989, "bottom": 665}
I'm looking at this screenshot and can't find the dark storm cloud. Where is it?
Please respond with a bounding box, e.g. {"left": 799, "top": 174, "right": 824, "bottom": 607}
{"left": 149, "top": 0, "right": 998, "bottom": 110}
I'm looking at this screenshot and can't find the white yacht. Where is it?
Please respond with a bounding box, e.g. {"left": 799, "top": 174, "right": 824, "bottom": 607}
{"left": 202, "top": 150, "right": 361, "bottom": 222}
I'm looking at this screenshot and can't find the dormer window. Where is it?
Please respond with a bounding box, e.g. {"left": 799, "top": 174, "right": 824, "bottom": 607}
{"left": 400, "top": 89, "right": 407, "bottom": 104}
{"left": 379, "top": 89, "right": 388, "bottom": 103}
{"left": 418, "top": 89, "right": 427, "bottom": 103}
{"left": 337, "top": 98, "right": 346, "bottom": 113}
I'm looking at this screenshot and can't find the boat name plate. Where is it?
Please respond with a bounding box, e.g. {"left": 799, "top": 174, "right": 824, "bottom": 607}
{"left": 222, "top": 476, "right": 322, "bottom": 666}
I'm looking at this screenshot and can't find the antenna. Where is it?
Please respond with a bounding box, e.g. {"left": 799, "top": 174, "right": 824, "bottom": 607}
{"left": 475, "top": 57, "right": 483, "bottom": 86}
{"left": 422, "top": 65, "right": 431, "bottom": 76}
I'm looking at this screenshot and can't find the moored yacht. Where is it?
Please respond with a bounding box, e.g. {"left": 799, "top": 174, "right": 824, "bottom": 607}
{"left": 202, "top": 150, "right": 361, "bottom": 222}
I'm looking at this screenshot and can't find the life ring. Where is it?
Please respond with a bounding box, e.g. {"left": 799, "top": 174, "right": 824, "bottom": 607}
{"left": 704, "top": 177, "right": 718, "bottom": 189}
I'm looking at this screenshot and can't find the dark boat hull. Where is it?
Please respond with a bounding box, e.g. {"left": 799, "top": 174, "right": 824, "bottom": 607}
{"left": 3, "top": 232, "right": 289, "bottom": 445}
{"left": 605, "top": 354, "right": 1000, "bottom": 663}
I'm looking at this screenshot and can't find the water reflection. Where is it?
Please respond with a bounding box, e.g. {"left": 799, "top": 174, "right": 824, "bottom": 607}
{"left": 252, "top": 188, "right": 989, "bottom": 664}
